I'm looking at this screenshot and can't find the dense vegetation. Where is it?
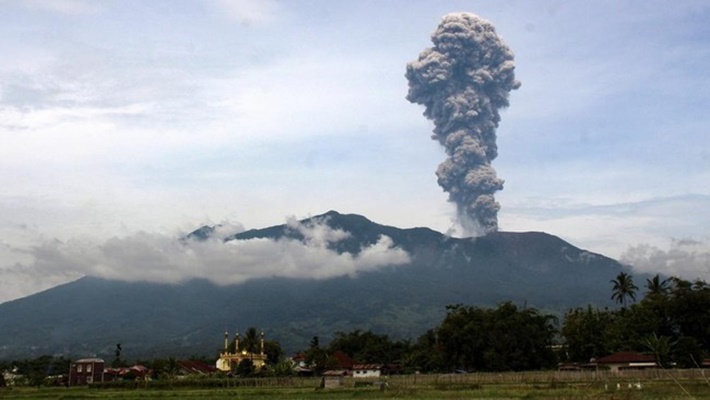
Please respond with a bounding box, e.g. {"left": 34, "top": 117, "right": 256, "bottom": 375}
{"left": 301, "top": 274, "right": 709, "bottom": 373}
{"left": 563, "top": 274, "right": 710, "bottom": 367}
{"left": 2, "top": 274, "right": 708, "bottom": 388}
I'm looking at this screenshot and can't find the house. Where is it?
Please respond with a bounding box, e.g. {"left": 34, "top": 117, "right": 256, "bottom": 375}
{"left": 176, "top": 360, "right": 218, "bottom": 376}
{"left": 330, "top": 350, "right": 355, "bottom": 370}
{"left": 594, "top": 352, "right": 658, "bottom": 372}
{"left": 321, "top": 369, "right": 348, "bottom": 389}
{"left": 103, "top": 364, "right": 152, "bottom": 381}
{"left": 351, "top": 364, "right": 384, "bottom": 378}
{"left": 68, "top": 358, "right": 105, "bottom": 386}
{"left": 290, "top": 353, "right": 313, "bottom": 376}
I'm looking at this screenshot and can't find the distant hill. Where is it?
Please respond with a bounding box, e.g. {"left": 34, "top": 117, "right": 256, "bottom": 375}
{"left": 0, "top": 211, "right": 631, "bottom": 360}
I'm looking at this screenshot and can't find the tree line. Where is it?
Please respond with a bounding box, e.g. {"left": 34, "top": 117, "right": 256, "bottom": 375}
{"left": 302, "top": 274, "right": 709, "bottom": 373}
{"left": 564, "top": 273, "right": 710, "bottom": 368}
{"left": 2, "top": 274, "right": 708, "bottom": 385}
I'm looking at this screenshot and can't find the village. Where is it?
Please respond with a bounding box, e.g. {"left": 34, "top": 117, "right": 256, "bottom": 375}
{"left": 3, "top": 325, "right": 709, "bottom": 390}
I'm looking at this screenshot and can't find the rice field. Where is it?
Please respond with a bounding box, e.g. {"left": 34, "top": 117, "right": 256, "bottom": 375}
{"left": 1, "top": 370, "right": 709, "bottom": 399}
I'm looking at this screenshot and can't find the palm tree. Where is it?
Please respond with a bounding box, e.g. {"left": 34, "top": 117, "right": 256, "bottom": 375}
{"left": 645, "top": 274, "right": 670, "bottom": 297}
{"left": 643, "top": 332, "right": 674, "bottom": 368}
{"left": 242, "top": 327, "right": 260, "bottom": 357}
{"left": 610, "top": 272, "right": 638, "bottom": 308}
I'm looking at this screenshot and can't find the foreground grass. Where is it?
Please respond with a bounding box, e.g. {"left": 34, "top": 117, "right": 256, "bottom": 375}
{"left": 3, "top": 385, "right": 710, "bottom": 399}
{"left": 1, "top": 376, "right": 709, "bottom": 399}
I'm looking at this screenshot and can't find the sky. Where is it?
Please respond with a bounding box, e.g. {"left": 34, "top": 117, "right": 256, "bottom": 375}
{"left": 1, "top": 0, "right": 709, "bottom": 303}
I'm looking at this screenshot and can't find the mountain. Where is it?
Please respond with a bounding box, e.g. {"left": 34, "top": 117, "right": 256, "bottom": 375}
{"left": 0, "top": 211, "right": 631, "bottom": 360}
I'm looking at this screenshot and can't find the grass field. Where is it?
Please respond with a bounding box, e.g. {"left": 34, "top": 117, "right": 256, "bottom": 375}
{"left": 1, "top": 371, "right": 709, "bottom": 399}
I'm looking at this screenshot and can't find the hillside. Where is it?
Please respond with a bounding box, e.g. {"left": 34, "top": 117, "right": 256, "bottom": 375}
{"left": 0, "top": 211, "right": 630, "bottom": 360}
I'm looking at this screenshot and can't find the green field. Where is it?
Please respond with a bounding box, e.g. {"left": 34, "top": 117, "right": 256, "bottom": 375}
{"left": 2, "top": 371, "right": 710, "bottom": 399}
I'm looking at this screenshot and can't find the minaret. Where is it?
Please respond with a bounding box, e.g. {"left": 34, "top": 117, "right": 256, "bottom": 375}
{"left": 234, "top": 331, "right": 240, "bottom": 353}
{"left": 260, "top": 331, "right": 265, "bottom": 355}
{"left": 224, "top": 331, "right": 229, "bottom": 352}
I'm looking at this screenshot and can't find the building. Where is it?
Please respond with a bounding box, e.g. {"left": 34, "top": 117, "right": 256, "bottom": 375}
{"left": 594, "top": 352, "right": 658, "bottom": 372}
{"left": 322, "top": 370, "right": 348, "bottom": 388}
{"left": 216, "top": 330, "right": 268, "bottom": 372}
{"left": 176, "top": 360, "right": 218, "bottom": 376}
{"left": 68, "top": 358, "right": 105, "bottom": 386}
{"left": 351, "top": 364, "right": 384, "bottom": 378}
{"left": 103, "top": 365, "right": 152, "bottom": 382}
{"left": 330, "top": 350, "right": 355, "bottom": 370}
{"left": 289, "top": 353, "right": 314, "bottom": 376}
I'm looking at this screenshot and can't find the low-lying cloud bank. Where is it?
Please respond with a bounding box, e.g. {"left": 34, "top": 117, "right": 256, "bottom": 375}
{"left": 621, "top": 238, "right": 710, "bottom": 281}
{"left": 0, "top": 217, "right": 411, "bottom": 301}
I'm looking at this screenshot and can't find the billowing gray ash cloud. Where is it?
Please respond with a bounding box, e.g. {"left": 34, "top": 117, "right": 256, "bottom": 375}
{"left": 406, "top": 13, "right": 520, "bottom": 235}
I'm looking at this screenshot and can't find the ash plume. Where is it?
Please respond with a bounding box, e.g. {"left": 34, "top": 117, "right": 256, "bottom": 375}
{"left": 406, "top": 13, "right": 520, "bottom": 235}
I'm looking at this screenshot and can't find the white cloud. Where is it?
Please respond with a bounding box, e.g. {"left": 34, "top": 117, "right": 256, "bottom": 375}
{"left": 621, "top": 239, "right": 710, "bottom": 281}
{"left": 0, "top": 217, "right": 411, "bottom": 302}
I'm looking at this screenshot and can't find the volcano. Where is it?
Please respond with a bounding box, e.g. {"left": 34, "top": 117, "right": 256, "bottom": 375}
{"left": 0, "top": 211, "right": 629, "bottom": 359}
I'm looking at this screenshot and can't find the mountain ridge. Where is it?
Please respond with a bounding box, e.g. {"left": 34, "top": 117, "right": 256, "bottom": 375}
{"left": 0, "top": 211, "right": 630, "bottom": 360}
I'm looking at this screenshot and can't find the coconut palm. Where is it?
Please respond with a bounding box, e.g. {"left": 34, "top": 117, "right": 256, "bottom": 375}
{"left": 610, "top": 272, "right": 638, "bottom": 308}
{"left": 643, "top": 332, "right": 674, "bottom": 367}
{"left": 242, "top": 327, "right": 260, "bottom": 356}
{"left": 645, "top": 274, "right": 670, "bottom": 297}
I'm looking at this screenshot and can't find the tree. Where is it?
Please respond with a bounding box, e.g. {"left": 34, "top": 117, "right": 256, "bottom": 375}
{"left": 112, "top": 343, "right": 125, "bottom": 368}
{"left": 642, "top": 332, "right": 673, "bottom": 368}
{"left": 241, "top": 327, "right": 260, "bottom": 355}
{"left": 304, "top": 336, "right": 328, "bottom": 374}
{"left": 263, "top": 339, "right": 283, "bottom": 366}
{"left": 666, "top": 278, "right": 710, "bottom": 350}
{"left": 610, "top": 272, "right": 638, "bottom": 308}
{"left": 328, "top": 330, "right": 409, "bottom": 365}
{"left": 235, "top": 359, "right": 254, "bottom": 377}
{"left": 561, "top": 306, "right": 617, "bottom": 362}
{"left": 405, "top": 329, "right": 445, "bottom": 373}
{"left": 15, "top": 355, "right": 53, "bottom": 388}
{"left": 436, "top": 303, "right": 557, "bottom": 371}
{"left": 645, "top": 274, "right": 670, "bottom": 297}
{"left": 266, "top": 359, "right": 296, "bottom": 377}
{"left": 150, "top": 357, "right": 179, "bottom": 380}
{"left": 671, "top": 336, "right": 704, "bottom": 369}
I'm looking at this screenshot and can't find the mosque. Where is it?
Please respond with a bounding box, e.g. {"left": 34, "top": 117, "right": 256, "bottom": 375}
{"left": 215, "top": 330, "right": 268, "bottom": 372}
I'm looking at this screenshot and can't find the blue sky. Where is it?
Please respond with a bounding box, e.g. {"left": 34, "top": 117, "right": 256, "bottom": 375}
{"left": 1, "top": 0, "right": 708, "bottom": 302}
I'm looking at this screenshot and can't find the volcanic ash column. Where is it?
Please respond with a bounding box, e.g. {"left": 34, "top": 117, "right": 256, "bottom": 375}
{"left": 406, "top": 13, "right": 520, "bottom": 235}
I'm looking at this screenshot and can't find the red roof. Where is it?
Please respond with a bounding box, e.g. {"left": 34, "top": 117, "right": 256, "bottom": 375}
{"left": 596, "top": 352, "right": 656, "bottom": 364}
{"left": 330, "top": 350, "right": 355, "bottom": 369}
{"left": 104, "top": 364, "right": 151, "bottom": 378}
{"left": 323, "top": 370, "right": 349, "bottom": 376}
{"left": 352, "top": 364, "right": 383, "bottom": 371}
{"left": 176, "top": 360, "right": 218, "bottom": 375}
